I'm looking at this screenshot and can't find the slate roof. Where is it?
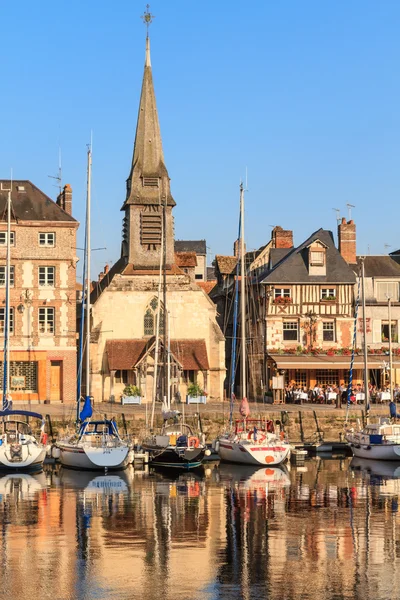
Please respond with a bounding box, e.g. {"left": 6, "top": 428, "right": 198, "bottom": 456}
{"left": 357, "top": 256, "right": 400, "bottom": 278}
{"left": 207, "top": 266, "right": 215, "bottom": 280}
{"left": 175, "top": 240, "right": 207, "bottom": 254}
{"left": 389, "top": 249, "right": 400, "bottom": 265}
{"left": 269, "top": 248, "right": 292, "bottom": 268}
{"left": 0, "top": 180, "right": 76, "bottom": 222}
{"left": 106, "top": 338, "right": 209, "bottom": 371}
{"left": 175, "top": 251, "right": 197, "bottom": 267}
{"left": 259, "top": 228, "right": 356, "bottom": 284}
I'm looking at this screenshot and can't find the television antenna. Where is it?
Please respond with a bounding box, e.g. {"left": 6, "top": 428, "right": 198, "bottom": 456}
{"left": 48, "top": 147, "right": 62, "bottom": 195}
{"left": 332, "top": 208, "right": 341, "bottom": 224}
{"left": 346, "top": 203, "right": 355, "bottom": 220}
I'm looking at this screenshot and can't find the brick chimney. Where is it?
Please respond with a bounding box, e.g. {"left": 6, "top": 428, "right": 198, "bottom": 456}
{"left": 233, "top": 239, "right": 246, "bottom": 258}
{"left": 56, "top": 184, "right": 73, "bottom": 215}
{"left": 271, "top": 226, "right": 293, "bottom": 249}
{"left": 338, "top": 217, "right": 356, "bottom": 264}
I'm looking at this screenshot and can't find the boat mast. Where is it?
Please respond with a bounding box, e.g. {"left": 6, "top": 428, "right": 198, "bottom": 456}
{"left": 388, "top": 295, "right": 393, "bottom": 401}
{"left": 167, "top": 310, "right": 171, "bottom": 409}
{"left": 2, "top": 186, "right": 11, "bottom": 410}
{"left": 85, "top": 145, "right": 92, "bottom": 403}
{"left": 150, "top": 185, "right": 164, "bottom": 429}
{"left": 361, "top": 258, "right": 369, "bottom": 419}
{"left": 240, "top": 182, "right": 246, "bottom": 400}
{"left": 162, "top": 193, "right": 167, "bottom": 405}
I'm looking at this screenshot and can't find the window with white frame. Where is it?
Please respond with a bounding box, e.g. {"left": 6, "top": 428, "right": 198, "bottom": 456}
{"left": 376, "top": 281, "right": 399, "bottom": 302}
{"left": 0, "top": 232, "right": 15, "bottom": 246}
{"left": 0, "top": 266, "right": 14, "bottom": 287}
{"left": 38, "top": 307, "right": 55, "bottom": 334}
{"left": 39, "top": 266, "right": 55, "bottom": 287}
{"left": 283, "top": 321, "right": 298, "bottom": 341}
{"left": 310, "top": 251, "right": 325, "bottom": 266}
{"left": 274, "top": 288, "right": 291, "bottom": 299}
{"left": 39, "top": 232, "right": 56, "bottom": 247}
{"left": 321, "top": 288, "right": 336, "bottom": 300}
{"left": 0, "top": 307, "right": 14, "bottom": 334}
{"left": 322, "top": 321, "right": 335, "bottom": 342}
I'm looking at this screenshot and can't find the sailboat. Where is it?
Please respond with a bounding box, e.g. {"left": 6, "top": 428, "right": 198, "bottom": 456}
{"left": 345, "top": 258, "right": 400, "bottom": 460}
{"left": 0, "top": 182, "right": 47, "bottom": 471}
{"left": 217, "top": 183, "right": 291, "bottom": 466}
{"left": 56, "top": 147, "right": 132, "bottom": 471}
{"left": 141, "top": 190, "right": 207, "bottom": 470}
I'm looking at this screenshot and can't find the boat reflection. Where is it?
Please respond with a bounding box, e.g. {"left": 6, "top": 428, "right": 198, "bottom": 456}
{"left": 350, "top": 456, "right": 400, "bottom": 479}
{"left": 216, "top": 462, "right": 291, "bottom": 491}
{"left": 58, "top": 466, "right": 132, "bottom": 494}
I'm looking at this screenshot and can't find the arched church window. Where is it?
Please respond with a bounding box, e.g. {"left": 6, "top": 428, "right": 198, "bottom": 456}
{"left": 143, "top": 297, "right": 164, "bottom": 336}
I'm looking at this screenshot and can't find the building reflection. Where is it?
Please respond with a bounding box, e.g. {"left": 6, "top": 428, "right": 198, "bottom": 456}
{"left": 0, "top": 459, "right": 399, "bottom": 599}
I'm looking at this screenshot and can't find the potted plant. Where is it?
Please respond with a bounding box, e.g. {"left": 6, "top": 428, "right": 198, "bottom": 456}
{"left": 186, "top": 383, "right": 207, "bottom": 405}
{"left": 121, "top": 384, "right": 142, "bottom": 405}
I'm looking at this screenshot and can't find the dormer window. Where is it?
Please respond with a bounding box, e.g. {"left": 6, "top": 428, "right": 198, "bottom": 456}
{"left": 310, "top": 251, "right": 325, "bottom": 266}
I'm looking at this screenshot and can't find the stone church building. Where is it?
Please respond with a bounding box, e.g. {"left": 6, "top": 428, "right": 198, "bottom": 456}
{"left": 89, "top": 36, "right": 225, "bottom": 404}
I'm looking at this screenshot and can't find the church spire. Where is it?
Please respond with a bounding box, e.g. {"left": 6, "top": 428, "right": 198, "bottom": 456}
{"left": 123, "top": 6, "right": 175, "bottom": 209}
{"left": 121, "top": 6, "right": 175, "bottom": 270}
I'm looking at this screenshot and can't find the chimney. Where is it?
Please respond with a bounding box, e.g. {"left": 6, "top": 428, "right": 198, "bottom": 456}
{"left": 271, "top": 226, "right": 293, "bottom": 249}
{"left": 56, "top": 184, "right": 73, "bottom": 215}
{"left": 338, "top": 217, "right": 356, "bottom": 264}
{"left": 233, "top": 238, "right": 246, "bottom": 258}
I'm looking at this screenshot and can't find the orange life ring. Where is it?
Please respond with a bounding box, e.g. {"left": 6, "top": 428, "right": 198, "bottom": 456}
{"left": 280, "top": 431, "right": 285, "bottom": 441}
{"left": 40, "top": 432, "right": 48, "bottom": 445}
{"left": 188, "top": 436, "right": 200, "bottom": 448}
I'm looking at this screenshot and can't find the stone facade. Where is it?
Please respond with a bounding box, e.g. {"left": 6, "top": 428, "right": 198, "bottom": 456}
{"left": 0, "top": 181, "right": 78, "bottom": 403}
{"left": 87, "top": 36, "right": 226, "bottom": 404}
{"left": 90, "top": 273, "right": 225, "bottom": 403}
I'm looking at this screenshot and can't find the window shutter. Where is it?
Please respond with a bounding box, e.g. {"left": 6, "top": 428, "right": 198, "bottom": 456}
{"left": 372, "top": 319, "right": 381, "bottom": 343}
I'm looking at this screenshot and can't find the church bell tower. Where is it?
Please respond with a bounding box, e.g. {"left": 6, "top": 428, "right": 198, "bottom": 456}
{"left": 121, "top": 13, "right": 175, "bottom": 270}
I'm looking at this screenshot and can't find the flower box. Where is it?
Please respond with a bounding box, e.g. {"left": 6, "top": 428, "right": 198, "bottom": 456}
{"left": 273, "top": 296, "right": 293, "bottom": 305}
{"left": 121, "top": 395, "right": 142, "bottom": 405}
{"left": 186, "top": 395, "right": 207, "bottom": 405}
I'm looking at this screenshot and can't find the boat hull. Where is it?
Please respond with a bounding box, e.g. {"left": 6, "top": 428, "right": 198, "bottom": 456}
{"left": 347, "top": 442, "right": 400, "bottom": 461}
{"left": 0, "top": 444, "right": 46, "bottom": 472}
{"left": 57, "top": 442, "right": 132, "bottom": 470}
{"left": 143, "top": 443, "right": 205, "bottom": 469}
{"left": 218, "top": 439, "right": 290, "bottom": 466}
{"left": 345, "top": 429, "right": 400, "bottom": 461}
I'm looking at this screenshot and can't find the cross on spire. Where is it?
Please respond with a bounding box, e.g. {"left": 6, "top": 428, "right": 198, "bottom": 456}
{"left": 141, "top": 4, "right": 154, "bottom": 37}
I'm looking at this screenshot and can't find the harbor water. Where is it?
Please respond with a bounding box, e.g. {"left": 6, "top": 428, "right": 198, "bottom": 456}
{"left": 0, "top": 458, "right": 399, "bottom": 600}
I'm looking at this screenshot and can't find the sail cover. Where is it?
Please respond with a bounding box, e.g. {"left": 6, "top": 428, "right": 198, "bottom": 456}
{"left": 80, "top": 396, "right": 93, "bottom": 421}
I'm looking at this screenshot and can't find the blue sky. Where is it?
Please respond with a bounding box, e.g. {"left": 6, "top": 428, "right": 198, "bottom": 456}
{"left": 1, "top": 1, "right": 400, "bottom": 279}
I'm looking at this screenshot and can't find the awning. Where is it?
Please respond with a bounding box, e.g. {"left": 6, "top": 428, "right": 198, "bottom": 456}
{"left": 106, "top": 338, "right": 210, "bottom": 372}
{"left": 269, "top": 353, "right": 400, "bottom": 370}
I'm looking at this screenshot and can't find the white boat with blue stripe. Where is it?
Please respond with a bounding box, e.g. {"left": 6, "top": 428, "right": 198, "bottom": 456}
{"left": 345, "top": 419, "right": 400, "bottom": 461}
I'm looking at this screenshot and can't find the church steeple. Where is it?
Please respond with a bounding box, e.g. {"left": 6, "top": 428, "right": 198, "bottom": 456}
{"left": 123, "top": 32, "right": 175, "bottom": 209}
{"left": 121, "top": 9, "right": 175, "bottom": 270}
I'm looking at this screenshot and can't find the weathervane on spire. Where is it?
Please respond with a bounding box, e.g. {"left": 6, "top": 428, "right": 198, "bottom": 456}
{"left": 141, "top": 4, "right": 154, "bottom": 37}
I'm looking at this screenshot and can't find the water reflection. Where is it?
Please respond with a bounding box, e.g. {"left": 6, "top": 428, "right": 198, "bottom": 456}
{"left": 0, "top": 460, "right": 399, "bottom": 599}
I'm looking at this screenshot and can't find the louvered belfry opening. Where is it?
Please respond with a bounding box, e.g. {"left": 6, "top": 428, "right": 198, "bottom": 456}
{"left": 140, "top": 208, "right": 162, "bottom": 249}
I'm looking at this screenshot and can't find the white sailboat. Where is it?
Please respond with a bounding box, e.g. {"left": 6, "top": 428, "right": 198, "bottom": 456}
{"left": 56, "top": 146, "right": 132, "bottom": 471}
{"left": 217, "top": 183, "right": 291, "bottom": 467}
{"left": 345, "top": 258, "right": 400, "bottom": 460}
{"left": 0, "top": 181, "right": 47, "bottom": 471}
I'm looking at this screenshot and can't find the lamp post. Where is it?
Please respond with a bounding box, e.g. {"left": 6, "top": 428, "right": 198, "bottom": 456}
{"left": 263, "top": 286, "right": 274, "bottom": 393}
